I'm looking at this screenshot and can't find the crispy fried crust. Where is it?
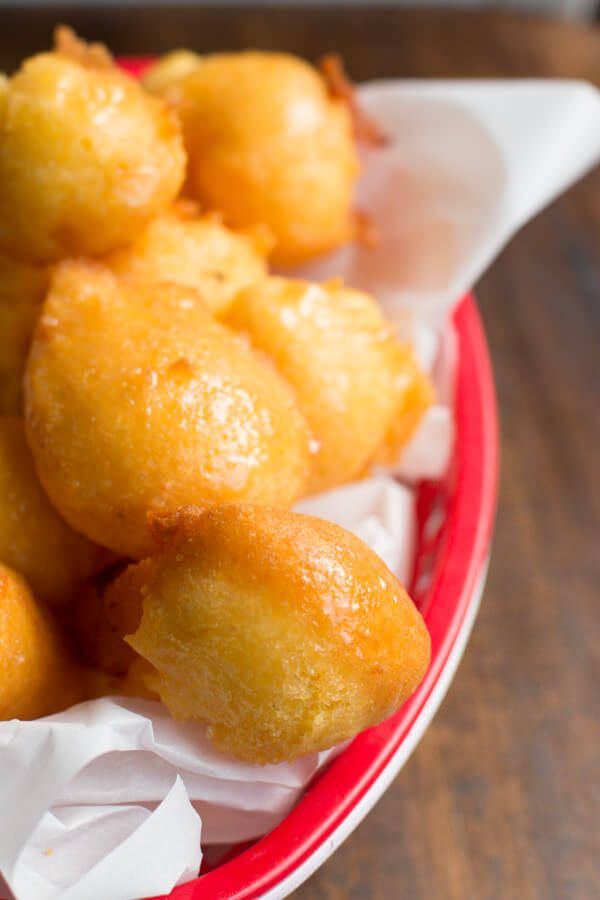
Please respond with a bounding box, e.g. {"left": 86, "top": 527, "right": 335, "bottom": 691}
{"left": 0, "top": 416, "right": 108, "bottom": 608}
{"left": 105, "top": 205, "right": 270, "bottom": 316}
{"left": 54, "top": 25, "right": 114, "bottom": 70}
{"left": 0, "top": 563, "right": 82, "bottom": 719}
{"left": 0, "top": 33, "right": 185, "bottom": 262}
{"left": 224, "top": 276, "right": 420, "bottom": 493}
{"left": 0, "top": 253, "right": 49, "bottom": 414}
{"left": 172, "top": 51, "right": 359, "bottom": 266}
{"left": 25, "top": 263, "right": 311, "bottom": 558}
{"left": 125, "top": 503, "right": 431, "bottom": 763}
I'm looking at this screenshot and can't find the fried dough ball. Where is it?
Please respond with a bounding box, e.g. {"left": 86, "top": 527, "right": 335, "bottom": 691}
{"left": 225, "top": 276, "right": 420, "bottom": 494}
{"left": 81, "top": 658, "right": 159, "bottom": 702}
{"left": 70, "top": 559, "right": 149, "bottom": 676}
{"left": 162, "top": 51, "right": 358, "bottom": 266}
{"left": 0, "top": 562, "right": 82, "bottom": 719}
{"left": 0, "top": 416, "right": 107, "bottom": 608}
{"left": 0, "top": 28, "right": 185, "bottom": 263}
{"left": 372, "top": 345, "right": 436, "bottom": 467}
{"left": 125, "top": 504, "right": 431, "bottom": 764}
{"left": 0, "top": 252, "right": 49, "bottom": 413}
{"left": 142, "top": 50, "right": 202, "bottom": 95}
{"left": 25, "top": 262, "right": 311, "bottom": 559}
{"left": 105, "top": 204, "right": 269, "bottom": 316}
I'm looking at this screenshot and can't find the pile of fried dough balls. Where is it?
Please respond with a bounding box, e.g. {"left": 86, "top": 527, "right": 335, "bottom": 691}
{"left": 0, "top": 28, "right": 433, "bottom": 763}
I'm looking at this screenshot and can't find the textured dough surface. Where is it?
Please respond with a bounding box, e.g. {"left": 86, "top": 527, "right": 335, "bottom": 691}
{"left": 25, "top": 262, "right": 311, "bottom": 558}
{"left": 105, "top": 205, "right": 269, "bottom": 315}
{"left": 372, "top": 343, "right": 436, "bottom": 467}
{"left": 0, "top": 252, "right": 49, "bottom": 414}
{"left": 82, "top": 657, "right": 159, "bottom": 702}
{"left": 70, "top": 559, "right": 150, "bottom": 676}
{"left": 0, "top": 562, "right": 81, "bottom": 719}
{"left": 0, "top": 40, "right": 185, "bottom": 262}
{"left": 170, "top": 51, "right": 358, "bottom": 265}
{"left": 142, "top": 50, "right": 203, "bottom": 96}
{"left": 0, "top": 416, "right": 106, "bottom": 607}
{"left": 126, "top": 503, "right": 431, "bottom": 763}
{"left": 225, "top": 277, "right": 411, "bottom": 493}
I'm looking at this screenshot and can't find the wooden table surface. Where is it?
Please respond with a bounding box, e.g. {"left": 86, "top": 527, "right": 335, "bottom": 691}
{"left": 2, "top": 7, "right": 599, "bottom": 899}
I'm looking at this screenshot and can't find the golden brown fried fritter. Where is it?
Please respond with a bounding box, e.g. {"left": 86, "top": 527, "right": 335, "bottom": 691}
{"left": 70, "top": 559, "right": 149, "bottom": 676}
{"left": 125, "top": 503, "right": 431, "bottom": 764}
{"left": 224, "top": 277, "right": 428, "bottom": 494}
{"left": 105, "top": 205, "right": 270, "bottom": 316}
{"left": 25, "top": 262, "right": 311, "bottom": 558}
{"left": 163, "top": 51, "right": 358, "bottom": 266}
{"left": 372, "top": 344, "right": 436, "bottom": 467}
{"left": 0, "top": 416, "right": 107, "bottom": 608}
{"left": 0, "top": 252, "right": 49, "bottom": 414}
{"left": 0, "top": 562, "right": 82, "bottom": 720}
{"left": 81, "top": 657, "right": 159, "bottom": 702}
{"left": 142, "top": 50, "right": 203, "bottom": 95}
{"left": 0, "top": 29, "right": 185, "bottom": 263}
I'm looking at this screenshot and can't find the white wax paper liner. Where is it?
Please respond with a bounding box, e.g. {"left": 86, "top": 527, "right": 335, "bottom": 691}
{"left": 1, "top": 78, "right": 599, "bottom": 900}
{"left": 300, "top": 79, "right": 600, "bottom": 326}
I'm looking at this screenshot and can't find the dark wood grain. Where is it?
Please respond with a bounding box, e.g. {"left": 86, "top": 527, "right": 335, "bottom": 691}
{"left": 1, "top": 8, "right": 599, "bottom": 899}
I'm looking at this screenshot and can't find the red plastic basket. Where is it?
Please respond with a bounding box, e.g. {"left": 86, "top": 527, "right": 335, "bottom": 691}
{"left": 106, "top": 59, "right": 499, "bottom": 898}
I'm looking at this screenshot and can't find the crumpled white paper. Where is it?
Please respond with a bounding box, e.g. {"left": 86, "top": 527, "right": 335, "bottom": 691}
{"left": 1, "top": 79, "right": 599, "bottom": 900}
